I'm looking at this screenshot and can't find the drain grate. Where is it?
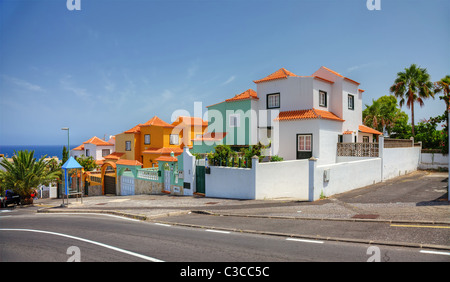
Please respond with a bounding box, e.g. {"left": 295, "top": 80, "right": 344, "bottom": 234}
{"left": 352, "top": 214, "right": 379, "bottom": 219}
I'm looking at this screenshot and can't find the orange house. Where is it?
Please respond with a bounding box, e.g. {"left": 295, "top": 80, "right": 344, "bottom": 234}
{"left": 114, "top": 115, "right": 207, "bottom": 168}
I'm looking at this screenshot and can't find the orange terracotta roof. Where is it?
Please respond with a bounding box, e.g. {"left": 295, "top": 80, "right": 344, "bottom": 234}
{"left": 319, "top": 66, "right": 360, "bottom": 85}
{"left": 343, "top": 130, "right": 353, "bottom": 135}
{"left": 95, "top": 160, "right": 104, "bottom": 166}
{"left": 124, "top": 124, "right": 141, "bottom": 134}
{"left": 344, "top": 77, "right": 360, "bottom": 85}
{"left": 253, "top": 68, "right": 298, "bottom": 83}
{"left": 313, "top": 76, "right": 335, "bottom": 84}
{"left": 83, "top": 136, "right": 114, "bottom": 146}
{"left": 358, "top": 89, "right": 365, "bottom": 93}
{"left": 116, "top": 159, "right": 143, "bottom": 166}
{"left": 225, "top": 89, "right": 259, "bottom": 102}
{"left": 141, "top": 116, "right": 174, "bottom": 128}
{"left": 192, "top": 132, "right": 227, "bottom": 141}
{"left": 155, "top": 156, "right": 178, "bottom": 162}
{"left": 104, "top": 152, "right": 125, "bottom": 160}
{"left": 72, "top": 144, "right": 84, "bottom": 151}
{"left": 321, "top": 66, "right": 344, "bottom": 77}
{"left": 359, "top": 125, "right": 382, "bottom": 135}
{"left": 172, "top": 116, "right": 208, "bottom": 127}
{"left": 142, "top": 147, "right": 184, "bottom": 155}
{"left": 275, "top": 108, "right": 344, "bottom": 122}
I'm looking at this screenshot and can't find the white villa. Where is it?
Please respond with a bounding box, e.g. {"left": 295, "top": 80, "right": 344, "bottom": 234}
{"left": 71, "top": 136, "right": 116, "bottom": 165}
{"left": 253, "top": 66, "right": 382, "bottom": 165}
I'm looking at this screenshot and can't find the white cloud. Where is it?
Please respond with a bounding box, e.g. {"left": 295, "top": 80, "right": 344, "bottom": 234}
{"left": 0, "top": 74, "right": 46, "bottom": 92}
{"left": 221, "top": 75, "right": 236, "bottom": 85}
{"left": 59, "top": 74, "right": 90, "bottom": 99}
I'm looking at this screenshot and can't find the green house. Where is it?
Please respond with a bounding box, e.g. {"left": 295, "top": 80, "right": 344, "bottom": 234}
{"left": 193, "top": 89, "right": 259, "bottom": 154}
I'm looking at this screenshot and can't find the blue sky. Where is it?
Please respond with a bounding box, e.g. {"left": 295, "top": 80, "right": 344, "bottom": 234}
{"left": 0, "top": 0, "right": 449, "bottom": 146}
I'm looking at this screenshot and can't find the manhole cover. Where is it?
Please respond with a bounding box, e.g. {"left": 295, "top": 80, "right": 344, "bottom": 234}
{"left": 206, "top": 202, "right": 219, "bottom": 205}
{"left": 352, "top": 214, "right": 379, "bottom": 219}
{"left": 95, "top": 203, "right": 107, "bottom": 205}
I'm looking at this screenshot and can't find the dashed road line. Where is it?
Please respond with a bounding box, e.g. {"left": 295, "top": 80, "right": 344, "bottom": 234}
{"left": 205, "top": 229, "right": 231, "bottom": 234}
{"left": 286, "top": 238, "right": 324, "bottom": 244}
{"left": 420, "top": 250, "right": 450, "bottom": 256}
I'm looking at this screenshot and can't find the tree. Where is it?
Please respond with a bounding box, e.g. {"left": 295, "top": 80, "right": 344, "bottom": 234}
{"left": 62, "top": 146, "right": 68, "bottom": 165}
{"left": 435, "top": 75, "right": 450, "bottom": 109}
{"left": 363, "top": 95, "right": 406, "bottom": 135}
{"left": 389, "top": 64, "right": 435, "bottom": 136}
{"left": 434, "top": 75, "right": 450, "bottom": 132}
{"left": 75, "top": 155, "right": 98, "bottom": 171}
{"left": 0, "top": 150, "right": 61, "bottom": 204}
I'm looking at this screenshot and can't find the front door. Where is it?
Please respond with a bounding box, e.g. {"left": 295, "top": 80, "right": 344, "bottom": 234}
{"left": 164, "top": 169, "right": 171, "bottom": 193}
{"left": 296, "top": 134, "right": 313, "bottom": 159}
{"left": 104, "top": 175, "right": 116, "bottom": 195}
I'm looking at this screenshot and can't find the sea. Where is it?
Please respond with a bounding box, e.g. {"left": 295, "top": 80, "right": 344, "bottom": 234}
{"left": 0, "top": 145, "right": 65, "bottom": 160}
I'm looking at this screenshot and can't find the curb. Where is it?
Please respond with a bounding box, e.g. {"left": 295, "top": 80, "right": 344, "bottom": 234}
{"left": 149, "top": 217, "right": 450, "bottom": 252}
{"left": 37, "top": 207, "right": 190, "bottom": 221}
{"left": 192, "top": 210, "right": 450, "bottom": 226}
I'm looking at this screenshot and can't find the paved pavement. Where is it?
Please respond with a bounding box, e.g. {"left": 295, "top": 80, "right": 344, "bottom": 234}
{"left": 33, "top": 170, "right": 450, "bottom": 250}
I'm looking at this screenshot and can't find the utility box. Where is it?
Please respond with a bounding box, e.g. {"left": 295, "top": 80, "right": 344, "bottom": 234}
{"left": 323, "top": 169, "right": 330, "bottom": 182}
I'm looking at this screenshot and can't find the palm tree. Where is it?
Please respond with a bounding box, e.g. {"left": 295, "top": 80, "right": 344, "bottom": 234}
{"left": 389, "top": 64, "right": 434, "bottom": 136}
{"left": 0, "top": 150, "right": 61, "bottom": 204}
{"left": 435, "top": 75, "right": 450, "bottom": 108}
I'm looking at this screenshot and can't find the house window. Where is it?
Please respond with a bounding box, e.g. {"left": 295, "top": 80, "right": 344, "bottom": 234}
{"left": 297, "top": 135, "right": 312, "bottom": 151}
{"left": 170, "top": 134, "right": 179, "bottom": 145}
{"left": 85, "top": 149, "right": 90, "bottom": 157}
{"left": 363, "top": 136, "right": 369, "bottom": 143}
{"left": 229, "top": 114, "right": 240, "bottom": 127}
{"left": 125, "top": 141, "right": 131, "bottom": 151}
{"left": 319, "top": 90, "right": 327, "bottom": 107}
{"left": 348, "top": 94, "right": 354, "bottom": 110}
{"left": 267, "top": 93, "right": 280, "bottom": 109}
{"left": 102, "top": 149, "right": 110, "bottom": 157}
{"left": 338, "top": 135, "right": 343, "bottom": 143}
{"left": 296, "top": 134, "right": 312, "bottom": 159}
{"left": 144, "top": 134, "right": 151, "bottom": 145}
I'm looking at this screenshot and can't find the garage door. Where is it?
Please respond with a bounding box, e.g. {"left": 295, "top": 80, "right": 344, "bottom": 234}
{"left": 104, "top": 175, "right": 116, "bottom": 195}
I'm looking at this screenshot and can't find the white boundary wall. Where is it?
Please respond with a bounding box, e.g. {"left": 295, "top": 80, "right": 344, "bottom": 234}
{"left": 255, "top": 159, "right": 309, "bottom": 200}
{"left": 205, "top": 166, "right": 255, "bottom": 199}
{"left": 313, "top": 158, "right": 382, "bottom": 200}
{"left": 187, "top": 141, "right": 423, "bottom": 201}
{"left": 205, "top": 158, "right": 310, "bottom": 200}
{"left": 419, "top": 152, "right": 448, "bottom": 170}
{"left": 382, "top": 147, "right": 420, "bottom": 180}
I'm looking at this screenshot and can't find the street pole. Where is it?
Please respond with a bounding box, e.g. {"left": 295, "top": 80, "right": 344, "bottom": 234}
{"left": 61, "top": 127, "right": 70, "bottom": 206}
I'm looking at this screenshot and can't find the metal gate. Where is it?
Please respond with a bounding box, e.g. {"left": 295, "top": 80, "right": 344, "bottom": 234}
{"left": 121, "top": 175, "right": 135, "bottom": 196}
{"left": 164, "top": 169, "right": 171, "bottom": 193}
{"left": 104, "top": 175, "right": 116, "bottom": 195}
{"left": 195, "top": 165, "right": 205, "bottom": 194}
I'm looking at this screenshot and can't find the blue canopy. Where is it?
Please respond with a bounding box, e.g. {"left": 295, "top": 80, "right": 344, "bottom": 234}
{"left": 61, "top": 156, "right": 82, "bottom": 195}
{"left": 62, "top": 156, "right": 82, "bottom": 169}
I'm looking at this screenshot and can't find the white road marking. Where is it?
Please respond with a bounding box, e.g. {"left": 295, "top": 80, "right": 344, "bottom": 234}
{"left": 286, "top": 238, "right": 324, "bottom": 244}
{"left": 205, "top": 229, "right": 231, "bottom": 234}
{"left": 0, "top": 228, "right": 164, "bottom": 262}
{"left": 420, "top": 250, "right": 450, "bottom": 256}
{"left": 154, "top": 223, "right": 172, "bottom": 227}
{"left": 38, "top": 212, "right": 141, "bottom": 222}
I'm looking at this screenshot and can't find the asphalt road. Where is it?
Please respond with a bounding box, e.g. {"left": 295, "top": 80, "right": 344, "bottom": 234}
{"left": 1, "top": 209, "right": 449, "bottom": 263}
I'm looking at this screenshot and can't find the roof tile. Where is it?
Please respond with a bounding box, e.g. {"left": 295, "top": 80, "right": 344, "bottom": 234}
{"left": 275, "top": 108, "right": 344, "bottom": 122}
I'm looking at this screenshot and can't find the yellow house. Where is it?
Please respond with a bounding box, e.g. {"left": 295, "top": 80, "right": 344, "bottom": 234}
{"left": 171, "top": 116, "right": 208, "bottom": 149}
{"left": 113, "top": 116, "right": 206, "bottom": 168}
